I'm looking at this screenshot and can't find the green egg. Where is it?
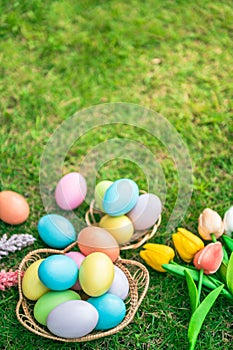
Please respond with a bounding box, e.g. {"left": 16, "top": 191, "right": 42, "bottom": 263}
{"left": 34, "top": 290, "right": 81, "bottom": 325}
{"left": 94, "top": 180, "right": 113, "bottom": 210}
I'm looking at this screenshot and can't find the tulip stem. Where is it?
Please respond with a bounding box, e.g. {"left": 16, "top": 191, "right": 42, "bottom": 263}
{"left": 197, "top": 269, "right": 204, "bottom": 305}
{"left": 211, "top": 234, "right": 217, "bottom": 243}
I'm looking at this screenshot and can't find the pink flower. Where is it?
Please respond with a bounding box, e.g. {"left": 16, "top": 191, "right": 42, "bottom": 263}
{"left": 198, "top": 208, "right": 224, "bottom": 240}
{"left": 0, "top": 270, "right": 23, "bottom": 291}
{"left": 193, "top": 242, "right": 223, "bottom": 274}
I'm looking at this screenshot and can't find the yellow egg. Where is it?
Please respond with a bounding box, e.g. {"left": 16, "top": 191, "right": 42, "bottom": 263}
{"left": 79, "top": 252, "right": 114, "bottom": 297}
{"left": 22, "top": 259, "right": 50, "bottom": 300}
{"left": 99, "top": 215, "right": 134, "bottom": 244}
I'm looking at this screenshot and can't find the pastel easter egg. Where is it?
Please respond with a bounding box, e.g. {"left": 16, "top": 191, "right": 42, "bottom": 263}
{"left": 79, "top": 252, "right": 114, "bottom": 297}
{"left": 87, "top": 293, "right": 126, "bottom": 330}
{"left": 77, "top": 226, "right": 120, "bottom": 262}
{"left": 47, "top": 300, "right": 99, "bottom": 338}
{"left": 65, "top": 251, "right": 85, "bottom": 267}
{"left": 38, "top": 214, "right": 76, "bottom": 249}
{"left": 55, "top": 172, "right": 87, "bottom": 210}
{"left": 0, "top": 190, "right": 30, "bottom": 225}
{"left": 99, "top": 214, "right": 134, "bottom": 244}
{"left": 108, "top": 265, "right": 129, "bottom": 300}
{"left": 22, "top": 259, "right": 50, "bottom": 300}
{"left": 65, "top": 251, "right": 85, "bottom": 290}
{"left": 102, "top": 178, "right": 139, "bottom": 216}
{"left": 94, "top": 180, "right": 113, "bottom": 210}
{"left": 38, "top": 255, "right": 78, "bottom": 291}
{"left": 127, "top": 193, "right": 162, "bottom": 230}
{"left": 34, "top": 290, "right": 81, "bottom": 325}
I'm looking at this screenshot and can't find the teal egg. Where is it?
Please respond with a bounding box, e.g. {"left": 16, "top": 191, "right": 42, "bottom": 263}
{"left": 102, "top": 178, "right": 139, "bottom": 216}
{"left": 38, "top": 214, "right": 76, "bottom": 249}
{"left": 38, "top": 255, "right": 78, "bottom": 291}
{"left": 87, "top": 293, "right": 126, "bottom": 330}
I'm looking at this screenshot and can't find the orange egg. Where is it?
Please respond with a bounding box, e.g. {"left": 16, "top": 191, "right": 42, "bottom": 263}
{"left": 77, "top": 226, "right": 120, "bottom": 262}
{"left": 0, "top": 190, "right": 30, "bottom": 225}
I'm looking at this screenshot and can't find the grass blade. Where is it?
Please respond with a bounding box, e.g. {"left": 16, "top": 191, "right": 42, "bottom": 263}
{"left": 188, "top": 285, "right": 224, "bottom": 350}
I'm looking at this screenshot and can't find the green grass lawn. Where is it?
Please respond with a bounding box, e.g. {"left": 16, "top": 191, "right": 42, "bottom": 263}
{"left": 1, "top": 0, "right": 233, "bottom": 349}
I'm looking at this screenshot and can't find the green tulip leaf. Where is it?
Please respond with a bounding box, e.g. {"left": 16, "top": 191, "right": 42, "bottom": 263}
{"left": 226, "top": 252, "right": 233, "bottom": 295}
{"left": 185, "top": 270, "right": 198, "bottom": 314}
{"left": 222, "top": 235, "right": 233, "bottom": 252}
{"left": 162, "top": 263, "right": 233, "bottom": 301}
{"left": 188, "top": 285, "right": 224, "bottom": 350}
{"left": 222, "top": 246, "right": 229, "bottom": 264}
{"left": 207, "top": 274, "right": 225, "bottom": 287}
{"left": 218, "top": 262, "right": 228, "bottom": 284}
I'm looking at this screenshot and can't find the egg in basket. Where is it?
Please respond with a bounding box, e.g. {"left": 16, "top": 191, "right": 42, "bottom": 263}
{"left": 16, "top": 176, "right": 161, "bottom": 341}
{"left": 16, "top": 244, "right": 149, "bottom": 342}
{"left": 86, "top": 178, "right": 162, "bottom": 251}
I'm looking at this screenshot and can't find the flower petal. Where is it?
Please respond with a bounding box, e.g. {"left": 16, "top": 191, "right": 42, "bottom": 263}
{"left": 198, "top": 208, "right": 224, "bottom": 240}
{"left": 193, "top": 242, "right": 223, "bottom": 274}
{"left": 223, "top": 206, "right": 233, "bottom": 236}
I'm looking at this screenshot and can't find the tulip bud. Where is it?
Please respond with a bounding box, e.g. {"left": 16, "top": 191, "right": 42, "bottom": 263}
{"left": 223, "top": 206, "right": 233, "bottom": 236}
{"left": 140, "top": 243, "right": 175, "bottom": 272}
{"left": 172, "top": 228, "right": 204, "bottom": 263}
{"left": 198, "top": 208, "right": 224, "bottom": 241}
{"left": 193, "top": 242, "right": 223, "bottom": 274}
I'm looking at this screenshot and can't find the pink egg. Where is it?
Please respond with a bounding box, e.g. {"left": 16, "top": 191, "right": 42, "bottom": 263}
{"left": 65, "top": 251, "right": 85, "bottom": 290}
{"left": 55, "top": 172, "right": 87, "bottom": 210}
{"left": 66, "top": 251, "right": 86, "bottom": 267}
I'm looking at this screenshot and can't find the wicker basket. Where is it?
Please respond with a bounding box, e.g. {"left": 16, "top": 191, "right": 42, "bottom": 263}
{"left": 85, "top": 199, "right": 162, "bottom": 251}
{"left": 16, "top": 242, "right": 150, "bottom": 342}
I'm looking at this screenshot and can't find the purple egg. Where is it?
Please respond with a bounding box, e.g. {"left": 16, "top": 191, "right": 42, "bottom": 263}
{"left": 127, "top": 193, "right": 162, "bottom": 230}
{"left": 47, "top": 300, "right": 99, "bottom": 338}
{"left": 108, "top": 265, "right": 129, "bottom": 300}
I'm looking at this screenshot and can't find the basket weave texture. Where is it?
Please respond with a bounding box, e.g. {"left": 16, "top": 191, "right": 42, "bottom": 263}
{"left": 85, "top": 199, "right": 162, "bottom": 251}
{"left": 16, "top": 242, "right": 150, "bottom": 342}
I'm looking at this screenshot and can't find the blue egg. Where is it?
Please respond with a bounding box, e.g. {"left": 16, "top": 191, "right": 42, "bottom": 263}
{"left": 38, "top": 214, "right": 76, "bottom": 249}
{"left": 38, "top": 255, "right": 78, "bottom": 291}
{"left": 102, "top": 179, "right": 139, "bottom": 216}
{"left": 87, "top": 293, "right": 126, "bottom": 330}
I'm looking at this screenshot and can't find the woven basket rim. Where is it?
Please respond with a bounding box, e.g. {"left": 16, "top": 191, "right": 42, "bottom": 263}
{"left": 16, "top": 244, "right": 149, "bottom": 342}
{"left": 85, "top": 198, "right": 161, "bottom": 251}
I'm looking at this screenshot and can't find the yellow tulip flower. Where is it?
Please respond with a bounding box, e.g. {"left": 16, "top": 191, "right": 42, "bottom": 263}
{"left": 140, "top": 243, "right": 175, "bottom": 272}
{"left": 172, "top": 227, "right": 204, "bottom": 263}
